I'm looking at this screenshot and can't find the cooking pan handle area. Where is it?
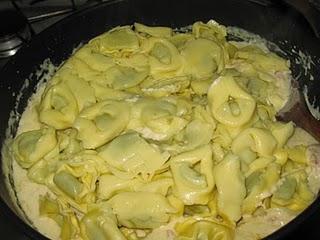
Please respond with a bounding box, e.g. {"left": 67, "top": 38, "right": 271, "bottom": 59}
{"left": 283, "top": 0, "right": 320, "bottom": 38}
{"left": 249, "top": 0, "right": 320, "bottom": 38}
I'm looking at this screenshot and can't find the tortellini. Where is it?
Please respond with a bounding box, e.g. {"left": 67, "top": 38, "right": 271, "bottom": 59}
{"left": 134, "top": 22, "right": 173, "bottom": 38}
{"left": 80, "top": 203, "right": 126, "bottom": 240}
{"left": 90, "top": 26, "right": 139, "bottom": 55}
{"left": 230, "top": 46, "right": 291, "bottom": 112}
{"left": 97, "top": 174, "right": 173, "bottom": 200}
{"left": 183, "top": 21, "right": 228, "bottom": 78}
{"left": 11, "top": 20, "right": 319, "bottom": 240}
{"left": 27, "top": 129, "right": 83, "bottom": 184}
{"left": 39, "top": 82, "right": 79, "bottom": 129}
{"left": 176, "top": 119, "right": 213, "bottom": 152}
{"left": 271, "top": 169, "right": 314, "bottom": 211}
{"left": 74, "top": 100, "right": 130, "bottom": 149}
{"left": 53, "top": 171, "right": 84, "bottom": 199}
{"left": 73, "top": 45, "right": 115, "bottom": 72}
{"left": 235, "top": 208, "right": 295, "bottom": 240}
{"left": 127, "top": 97, "right": 189, "bottom": 141}
{"left": 270, "top": 121, "right": 294, "bottom": 148}
{"left": 141, "top": 37, "right": 183, "bottom": 76}
{"left": 182, "top": 39, "right": 225, "bottom": 78}
{"left": 162, "top": 104, "right": 215, "bottom": 154}
{"left": 231, "top": 127, "right": 277, "bottom": 156}
{"left": 242, "top": 163, "right": 281, "bottom": 214}
{"left": 108, "top": 192, "right": 176, "bottom": 229}
{"left": 45, "top": 151, "right": 109, "bottom": 210}
{"left": 170, "top": 145, "right": 214, "bottom": 205}
{"left": 98, "top": 132, "right": 170, "bottom": 179}
{"left": 12, "top": 127, "right": 57, "bottom": 168}
{"left": 63, "top": 73, "right": 96, "bottom": 111}
{"left": 140, "top": 75, "right": 191, "bottom": 97}
{"left": 39, "top": 195, "right": 81, "bottom": 240}
{"left": 234, "top": 46, "right": 289, "bottom": 73}
{"left": 175, "top": 217, "right": 234, "bottom": 240}
{"left": 213, "top": 153, "right": 246, "bottom": 222}
{"left": 104, "top": 65, "right": 149, "bottom": 90}
{"left": 192, "top": 20, "right": 227, "bottom": 41}
{"left": 208, "top": 75, "right": 256, "bottom": 127}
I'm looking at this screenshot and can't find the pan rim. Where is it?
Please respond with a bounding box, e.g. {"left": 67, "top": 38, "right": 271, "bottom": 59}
{"left": 0, "top": 0, "right": 319, "bottom": 239}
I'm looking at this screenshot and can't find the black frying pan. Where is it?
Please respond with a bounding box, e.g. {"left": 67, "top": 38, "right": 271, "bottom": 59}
{"left": 1, "top": 0, "right": 320, "bottom": 239}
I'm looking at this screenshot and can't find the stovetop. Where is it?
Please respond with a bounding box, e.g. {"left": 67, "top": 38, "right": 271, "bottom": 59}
{"left": 0, "top": 1, "right": 97, "bottom": 235}
{"left": 0, "top": 0, "right": 104, "bottom": 69}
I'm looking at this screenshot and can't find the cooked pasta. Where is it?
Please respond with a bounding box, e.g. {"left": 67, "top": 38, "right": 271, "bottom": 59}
{"left": 11, "top": 21, "right": 320, "bottom": 240}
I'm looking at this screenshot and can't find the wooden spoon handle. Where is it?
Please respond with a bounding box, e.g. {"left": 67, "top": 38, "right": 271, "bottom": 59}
{"left": 278, "top": 92, "right": 320, "bottom": 142}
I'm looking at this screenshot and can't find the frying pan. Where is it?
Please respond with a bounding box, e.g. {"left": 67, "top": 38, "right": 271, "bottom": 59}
{"left": 1, "top": 0, "right": 320, "bottom": 239}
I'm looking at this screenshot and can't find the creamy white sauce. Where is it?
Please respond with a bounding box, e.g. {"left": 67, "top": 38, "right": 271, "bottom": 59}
{"left": 290, "top": 46, "right": 320, "bottom": 121}
{"left": 287, "top": 127, "right": 318, "bottom": 148}
{"left": 0, "top": 59, "right": 61, "bottom": 239}
{"left": 13, "top": 84, "right": 60, "bottom": 240}
{"left": 235, "top": 208, "right": 295, "bottom": 240}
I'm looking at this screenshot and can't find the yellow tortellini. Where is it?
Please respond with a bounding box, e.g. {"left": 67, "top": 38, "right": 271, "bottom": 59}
{"left": 11, "top": 20, "right": 319, "bottom": 240}
{"left": 162, "top": 105, "right": 215, "bottom": 154}
{"left": 231, "top": 127, "right": 277, "bottom": 156}
{"left": 90, "top": 83, "right": 134, "bottom": 101}
{"left": 97, "top": 174, "right": 173, "bottom": 200}
{"left": 127, "top": 97, "right": 189, "bottom": 141}
{"left": 90, "top": 26, "right": 139, "bottom": 55}
{"left": 39, "top": 82, "right": 79, "bottom": 129}
{"left": 141, "top": 37, "right": 183, "bottom": 76}
{"left": 182, "top": 39, "right": 225, "bottom": 79}
{"left": 192, "top": 20, "right": 227, "bottom": 41}
{"left": 73, "top": 45, "right": 115, "bottom": 72}
{"left": 134, "top": 22, "right": 173, "bottom": 38}
{"left": 12, "top": 127, "right": 57, "bottom": 168}
{"left": 208, "top": 75, "right": 256, "bottom": 127}
{"left": 104, "top": 65, "right": 149, "bottom": 90}
{"left": 80, "top": 202, "right": 126, "bottom": 240}
{"left": 175, "top": 217, "right": 234, "bottom": 240}
{"left": 183, "top": 21, "right": 228, "bottom": 78}
{"left": 230, "top": 46, "right": 291, "bottom": 112}
{"left": 170, "top": 145, "right": 214, "bottom": 205}
{"left": 97, "top": 174, "right": 139, "bottom": 200}
{"left": 242, "top": 163, "right": 281, "bottom": 214}
{"left": 270, "top": 121, "right": 294, "bottom": 148}
{"left": 61, "top": 57, "right": 105, "bottom": 82}
{"left": 53, "top": 171, "right": 84, "bottom": 199}
{"left": 45, "top": 151, "right": 109, "bottom": 211}
{"left": 63, "top": 73, "right": 96, "bottom": 111}
{"left": 27, "top": 129, "right": 83, "bottom": 184}
{"left": 140, "top": 75, "right": 191, "bottom": 97}
{"left": 169, "top": 32, "right": 195, "bottom": 50}
{"left": 213, "top": 153, "right": 246, "bottom": 222}
{"left": 39, "top": 195, "right": 82, "bottom": 240}
{"left": 234, "top": 46, "right": 289, "bottom": 73}
{"left": 176, "top": 119, "right": 213, "bottom": 151}
{"left": 98, "top": 132, "right": 170, "bottom": 180}
{"left": 271, "top": 169, "right": 314, "bottom": 212}
{"left": 108, "top": 192, "right": 176, "bottom": 229}
{"left": 74, "top": 100, "right": 130, "bottom": 149}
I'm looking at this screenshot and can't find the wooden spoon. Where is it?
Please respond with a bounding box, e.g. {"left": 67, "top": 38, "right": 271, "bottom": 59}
{"left": 278, "top": 87, "right": 320, "bottom": 142}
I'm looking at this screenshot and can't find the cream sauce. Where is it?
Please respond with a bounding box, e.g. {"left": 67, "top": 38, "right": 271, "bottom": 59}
{"left": 13, "top": 85, "right": 60, "bottom": 240}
